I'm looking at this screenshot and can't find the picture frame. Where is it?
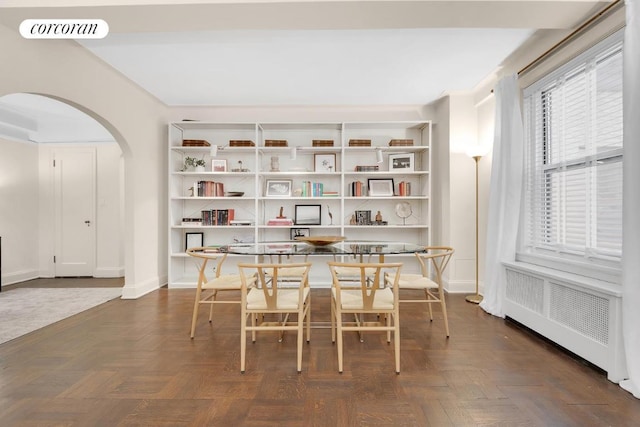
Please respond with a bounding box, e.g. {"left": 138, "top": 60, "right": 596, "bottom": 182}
{"left": 185, "top": 232, "right": 204, "bottom": 250}
{"left": 265, "top": 179, "right": 292, "bottom": 197}
{"left": 314, "top": 153, "right": 337, "bottom": 172}
{"left": 211, "top": 159, "right": 227, "bottom": 172}
{"left": 295, "top": 204, "right": 322, "bottom": 225}
{"left": 388, "top": 152, "right": 415, "bottom": 172}
{"left": 368, "top": 178, "right": 395, "bottom": 197}
{"left": 290, "top": 227, "right": 311, "bottom": 239}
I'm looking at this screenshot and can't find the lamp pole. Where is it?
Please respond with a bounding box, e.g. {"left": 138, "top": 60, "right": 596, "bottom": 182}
{"left": 466, "top": 154, "right": 483, "bottom": 304}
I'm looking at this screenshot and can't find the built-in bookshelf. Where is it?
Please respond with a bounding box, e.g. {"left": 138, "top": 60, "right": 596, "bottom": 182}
{"left": 168, "top": 121, "right": 431, "bottom": 287}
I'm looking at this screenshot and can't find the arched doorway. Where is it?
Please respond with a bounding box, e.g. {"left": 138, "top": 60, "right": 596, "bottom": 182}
{"left": 0, "top": 93, "right": 125, "bottom": 286}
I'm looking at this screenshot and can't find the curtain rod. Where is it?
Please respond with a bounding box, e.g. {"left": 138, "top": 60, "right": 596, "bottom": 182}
{"left": 518, "top": 0, "right": 623, "bottom": 76}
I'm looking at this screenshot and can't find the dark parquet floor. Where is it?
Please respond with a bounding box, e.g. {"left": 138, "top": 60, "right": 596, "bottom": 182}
{"left": 1, "top": 285, "right": 639, "bottom": 426}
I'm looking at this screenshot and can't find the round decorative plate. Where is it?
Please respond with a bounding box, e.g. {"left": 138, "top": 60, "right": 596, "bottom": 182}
{"left": 225, "top": 191, "right": 244, "bottom": 197}
{"left": 294, "top": 236, "right": 346, "bottom": 246}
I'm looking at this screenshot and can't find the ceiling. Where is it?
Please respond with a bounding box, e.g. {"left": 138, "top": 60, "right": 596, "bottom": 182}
{"left": 0, "top": 0, "right": 612, "bottom": 141}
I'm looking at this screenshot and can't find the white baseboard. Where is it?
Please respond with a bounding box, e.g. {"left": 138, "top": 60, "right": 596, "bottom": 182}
{"left": 446, "top": 279, "right": 483, "bottom": 294}
{"left": 1, "top": 269, "right": 39, "bottom": 286}
{"left": 121, "top": 275, "right": 162, "bottom": 299}
{"left": 93, "top": 267, "right": 125, "bottom": 278}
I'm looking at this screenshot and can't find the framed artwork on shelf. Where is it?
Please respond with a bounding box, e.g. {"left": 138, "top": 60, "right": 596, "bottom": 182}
{"left": 265, "top": 179, "right": 292, "bottom": 197}
{"left": 185, "top": 232, "right": 204, "bottom": 251}
{"left": 368, "top": 178, "right": 395, "bottom": 197}
{"left": 211, "top": 159, "right": 227, "bottom": 172}
{"left": 314, "top": 153, "right": 337, "bottom": 172}
{"left": 290, "top": 227, "right": 311, "bottom": 239}
{"left": 388, "top": 152, "right": 415, "bottom": 172}
{"left": 295, "top": 204, "right": 322, "bottom": 225}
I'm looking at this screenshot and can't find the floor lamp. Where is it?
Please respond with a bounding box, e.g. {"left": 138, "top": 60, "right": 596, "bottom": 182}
{"left": 466, "top": 148, "right": 485, "bottom": 304}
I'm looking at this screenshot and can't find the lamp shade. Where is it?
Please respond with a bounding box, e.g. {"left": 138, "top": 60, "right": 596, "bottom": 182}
{"left": 466, "top": 145, "right": 489, "bottom": 159}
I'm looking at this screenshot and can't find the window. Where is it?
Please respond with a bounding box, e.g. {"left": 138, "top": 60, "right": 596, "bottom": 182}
{"left": 521, "top": 31, "right": 623, "bottom": 277}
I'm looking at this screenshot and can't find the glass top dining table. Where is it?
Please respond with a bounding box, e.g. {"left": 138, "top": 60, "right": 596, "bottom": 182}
{"left": 219, "top": 240, "right": 426, "bottom": 260}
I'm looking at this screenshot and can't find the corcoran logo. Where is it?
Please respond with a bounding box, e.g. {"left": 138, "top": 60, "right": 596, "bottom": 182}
{"left": 19, "top": 19, "right": 109, "bottom": 39}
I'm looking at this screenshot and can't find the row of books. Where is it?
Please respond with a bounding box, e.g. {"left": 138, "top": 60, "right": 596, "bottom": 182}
{"left": 201, "top": 209, "right": 235, "bottom": 226}
{"left": 301, "top": 181, "right": 325, "bottom": 197}
{"left": 397, "top": 181, "right": 412, "bottom": 196}
{"left": 196, "top": 181, "right": 224, "bottom": 197}
{"left": 354, "top": 165, "right": 379, "bottom": 172}
{"left": 350, "top": 181, "right": 367, "bottom": 197}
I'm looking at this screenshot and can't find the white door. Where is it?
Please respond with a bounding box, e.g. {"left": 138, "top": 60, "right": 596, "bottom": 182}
{"left": 54, "top": 148, "right": 96, "bottom": 276}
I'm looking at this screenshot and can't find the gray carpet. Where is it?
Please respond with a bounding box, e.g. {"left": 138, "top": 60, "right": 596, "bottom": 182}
{"left": 0, "top": 287, "right": 122, "bottom": 345}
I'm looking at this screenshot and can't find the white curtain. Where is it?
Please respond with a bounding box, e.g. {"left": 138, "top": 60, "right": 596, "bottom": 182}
{"left": 479, "top": 74, "right": 524, "bottom": 317}
{"left": 620, "top": 0, "right": 640, "bottom": 399}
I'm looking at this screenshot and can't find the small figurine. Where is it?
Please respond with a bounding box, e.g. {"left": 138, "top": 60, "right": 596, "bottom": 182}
{"left": 277, "top": 206, "right": 286, "bottom": 218}
{"left": 375, "top": 210, "right": 383, "bottom": 222}
{"left": 327, "top": 205, "right": 333, "bottom": 225}
{"left": 350, "top": 214, "right": 356, "bottom": 225}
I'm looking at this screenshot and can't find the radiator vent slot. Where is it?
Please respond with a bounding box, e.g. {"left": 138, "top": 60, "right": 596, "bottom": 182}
{"left": 549, "top": 282, "right": 609, "bottom": 345}
{"left": 505, "top": 269, "right": 544, "bottom": 314}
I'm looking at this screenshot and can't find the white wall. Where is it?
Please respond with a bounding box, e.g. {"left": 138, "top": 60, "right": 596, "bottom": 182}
{"left": 0, "top": 138, "right": 39, "bottom": 285}
{"left": 0, "top": 24, "right": 168, "bottom": 298}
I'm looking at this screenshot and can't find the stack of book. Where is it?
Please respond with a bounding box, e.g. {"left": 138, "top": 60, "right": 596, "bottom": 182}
{"left": 301, "top": 181, "right": 324, "bottom": 197}
{"left": 267, "top": 218, "right": 294, "bottom": 226}
{"left": 181, "top": 218, "right": 202, "bottom": 226}
{"left": 350, "top": 181, "right": 366, "bottom": 196}
{"left": 182, "top": 139, "right": 210, "bottom": 147}
{"left": 265, "top": 139, "right": 288, "bottom": 147}
{"left": 201, "top": 209, "right": 235, "bottom": 226}
{"left": 196, "top": 181, "right": 224, "bottom": 197}
{"left": 229, "top": 140, "right": 255, "bottom": 147}
{"left": 348, "top": 139, "right": 372, "bottom": 147}
{"left": 354, "top": 165, "right": 379, "bottom": 172}
{"left": 397, "top": 181, "right": 412, "bottom": 196}
{"left": 322, "top": 191, "right": 339, "bottom": 197}
{"left": 312, "top": 140, "right": 334, "bottom": 147}
{"left": 389, "top": 139, "right": 414, "bottom": 146}
{"left": 230, "top": 219, "right": 253, "bottom": 226}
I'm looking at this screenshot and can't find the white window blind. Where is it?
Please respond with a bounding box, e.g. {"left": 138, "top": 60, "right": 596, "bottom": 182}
{"left": 522, "top": 32, "right": 623, "bottom": 272}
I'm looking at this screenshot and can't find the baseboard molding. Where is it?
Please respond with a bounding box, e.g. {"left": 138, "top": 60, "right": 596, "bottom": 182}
{"left": 93, "top": 267, "right": 125, "bottom": 278}
{"left": 446, "top": 279, "right": 483, "bottom": 294}
{"left": 1, "top": 269, "right": 39, "bottom": 286}
{"left": 121, "top": 275, "right": 163, "bottom": 299}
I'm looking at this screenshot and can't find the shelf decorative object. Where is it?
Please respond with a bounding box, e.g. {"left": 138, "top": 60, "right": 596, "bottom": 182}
{"left": 312, "top": 140, "right": 334, "bottom": 147}
{"left": 182, "top": 139, "right": 210, "bottom": 147}
{"left": 229, "top": 140, "right": 254, "bottom": 147}
{"left": 349, "top": 139, "right": 372, "bottom": 147}
{"left": 265, "top": 139, "right": 288, "bottom": 147}
{"left": 389, "top": 139, "right": 414, "bottom": 146}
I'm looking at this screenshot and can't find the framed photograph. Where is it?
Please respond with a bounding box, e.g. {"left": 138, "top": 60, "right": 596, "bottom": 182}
{"left": 290, "top": 227, "right": 311, "bottom": 239}
{"left": 295, "top": 204, "right": 322, "bottom": 225}
{"left": 211, "top": 159, "right": 227, "bottom": 172}
{"left": 314, "top": 153, "right": 337, "bottom": 172}
{"left": 388, "top": 152, "right": 415, "bottom": 171}
{"left": 265, "top": 179, "right": 292, "bottom": 197}
{"left": 185, "top": 232, "right": 204, "bottom": 250}
{"left": 368, "top": 178, "right": 395, "bottom": 197}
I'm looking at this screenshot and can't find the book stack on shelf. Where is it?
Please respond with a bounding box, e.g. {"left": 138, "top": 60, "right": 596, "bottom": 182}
{"left": 350, "top": 181, "right": 366, "bottom": 196}
{"left": 181, "top": 217, "right": 202, "bottom": 226}
{"left": 389, "top": 139, "right": 414, "bottom": 146}
{"left": 196, "top": 181, "right": 224, "bottom": 197}
{"left": 267, "top": 218, "right": 294, "bottom": 226}
{"left": 265, "top": 139, "right": 288, "bottom": 147}
{"left": 312, "top": 140, "right": 334, "bottom": 147}
{"left": 230, "top": 220, "right": 253, "bottom": 226}
{"left": 229, "top": 140, "right": 255, "bottom": 147}
{"left": 323, "top": 191, "right": 339, "bottom": 197}
{"left": 201, "top": 209, "right": 235, "bottom": 226}
{"left": 349, "top": 139, "right": 372, "bottom": 147}
{"left": 397, "top": 181, "right": 412, "bottom": 196}
{"left": 182, "top": 139, "right": 210, "bottom": 147}
{"left": 354, "top": 165, "right": 379, "bottom": 172}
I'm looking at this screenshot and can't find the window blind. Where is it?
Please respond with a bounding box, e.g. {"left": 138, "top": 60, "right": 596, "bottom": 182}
{"left": 522, "top": 32, "right": 623, "bottom": 269}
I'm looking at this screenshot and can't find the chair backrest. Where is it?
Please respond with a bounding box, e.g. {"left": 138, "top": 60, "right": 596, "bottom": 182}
{"left": 328, "top": 262, "right": 403, "bottom": 310}
{"left": 186, "top": 246, "right": 229, "bottom": 281}
{"left": 415, "top": 246, "right": 454, "bottom": 286}
{"left": 237, "top": 262, "right": 312, "bottom": 310}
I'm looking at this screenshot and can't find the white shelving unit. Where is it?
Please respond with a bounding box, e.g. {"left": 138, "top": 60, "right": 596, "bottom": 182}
{"left": 168, "top": 121, "right": 431, "bottom": 288}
